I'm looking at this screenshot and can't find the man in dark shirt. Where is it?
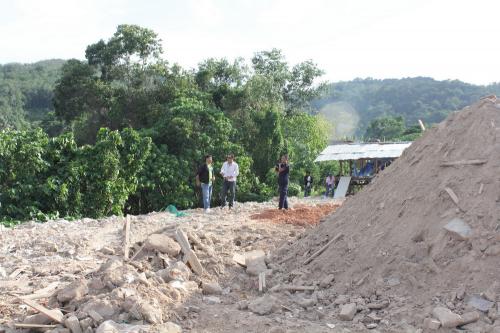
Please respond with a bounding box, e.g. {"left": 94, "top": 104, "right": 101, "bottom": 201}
{"left": 275, "top": 154, "right": 290, "bottom": 210}
{"left": 303, "top": 170, "right": 313, "bottom": 197}
{"left": 195, "top": 155, "right": 215, "bottom": 213}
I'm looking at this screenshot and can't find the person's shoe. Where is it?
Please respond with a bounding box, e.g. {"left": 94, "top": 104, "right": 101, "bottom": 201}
{"left": 204, "top": 208, "right": 211, "bottom": 213}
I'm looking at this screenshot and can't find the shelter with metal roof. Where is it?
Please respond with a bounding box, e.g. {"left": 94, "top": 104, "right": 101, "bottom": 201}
{"left": 314, "top": 142, "right": 411, "bottom": 162}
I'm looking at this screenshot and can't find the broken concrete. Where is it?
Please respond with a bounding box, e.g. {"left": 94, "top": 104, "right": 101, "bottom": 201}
{"left": 339, "top": 303, "right": 357, "bottom": 321}
{"left": 202, "top": 281, "right": 222, "bottom": 295}
{"left": 57, "top": 279, "right": 89, "bottom": 303}
{"left": 432, "top": 307, "right": 463, "bottom": 328}
{"left": 144, "top": 234, "right": 181, "bottom": 257}
{"left": 248, "top": 295, "right": 277, "bottom": 315}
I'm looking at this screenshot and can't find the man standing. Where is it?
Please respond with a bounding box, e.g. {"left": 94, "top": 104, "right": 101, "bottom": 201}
{"left": 196, "top": 155, "right": 215, "bottom": 213}
{"left": 303, "top": 170, "right": 313, "bottom": 197}
{"left": 325, "top": 173, "right": 335, "bottom": 198}
{"left": 275, "top": 154, "right": 290, "bottom": 210}
{"left": 220, "top": 154, "right": 239, "bottom": 209}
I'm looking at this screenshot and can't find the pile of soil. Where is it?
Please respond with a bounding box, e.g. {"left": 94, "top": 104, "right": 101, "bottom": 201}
{"left": 250, "top": 203, "right": 341, "bottom": 226}
{"left": 273, "top": 97, "right": 500, "bottom": 330}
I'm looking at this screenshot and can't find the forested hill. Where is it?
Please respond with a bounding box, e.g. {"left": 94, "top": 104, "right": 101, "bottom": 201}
{"left": 0, "top": 59, "right": 65, "bottom": 132}
{"left": 314, "top": 77, "right": 500, "bottom": 137}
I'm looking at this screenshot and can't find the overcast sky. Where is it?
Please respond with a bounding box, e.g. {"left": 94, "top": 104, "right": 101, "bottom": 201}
{"left": 1, "top": 0, "right": 499, "bottom": 85}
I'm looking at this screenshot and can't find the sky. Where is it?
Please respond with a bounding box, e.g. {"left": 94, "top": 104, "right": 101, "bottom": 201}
{"left": 1, "top": 0, "right": 500, "bottom": 85}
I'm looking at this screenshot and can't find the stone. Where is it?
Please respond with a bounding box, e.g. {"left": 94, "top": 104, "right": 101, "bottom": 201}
{"left": 245, "top": 256, "right": 267, "bottom": 276}
{"left": 295, "top": 297, "right": 316, "bottom": 308}
{"left": 248, "top": 295, "right": 277, "bottom": 315}
{"left": 459, "top": 311, "right": 480, "bottom": 325}
{"left": 145, "top": 234, "right": 181, "bottom": 257}
{"left": 24, "top": 311, "right": 63, "bottom": 325}
{"left": 95, "top": 320, "right": 149, "bottom": 333}
{"left": 486, "top": 244, "right": 500, "bottom": 256}
{"left": 443, "top": 218, "right": 472, "bottom": 240}
{"left": 99, "top": 259, "right": 123, "bottom": 272}
{"left": 366, "top": 323, "right": 378, "bottom": 329}
{"left": 202, "top": 281, "right": 222, "bottom": 295}
{"left": 334, "top": 294, "right": 350, "bottom": 305}
{"left": 79, "top": 318, "right": 93, "bottom": 332}
{"left": 423, "top": 318, "right": 440, "bottom": 330}
{"left": 81, "top": 300, "right": 120, "bottom": 320}
{"left": 237, "top": 300, "right": 248, "bottom": 310}
{"left": 456, "top": 285, "right": 466, "bottom": 300}
{"left": 100, "top": 247, "right": 115, "bottom": 255}
{"left": 203, "top": 296, "right": 221, "bottom": 305}
{"left": 157, "top": 262, "right": 191, "bottom": 282}
{"left": 432, "top": 307, "right": 463, "bottom": 328}
{"left": 0, "top": 266, "right": 6, "bottom": 279}
{"left": 467, "top": 295, "right": 494, "bottom": 312}
{"left": 57, "top": 279, "right": 89, "bottom": 302}
{"left": 319, "top": 274, "right": 335, "bottom": 288}
{"left": 131, "top": 301, "right": 162, "bottom": 324}
{"left": 339, "top": 303, "right": 357, "bottom": 321}
{"left": 154, "top": 322, "right": 182, "bottom": 333}
{"left": 64, "top": 316, "right": 82, "bottom": 333}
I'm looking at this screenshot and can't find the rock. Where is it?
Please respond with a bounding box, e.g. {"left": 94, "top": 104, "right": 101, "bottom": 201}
{"left": 203, "top": 296, "right": 221, "bottom": 305}
{"left": 334, "top": 294, "right": 349, "bottom": 305}
{"left": 248, "top": 295, "right": 277, "bottom": 315}
{"left": 202, "top": 282, "right": 222, "bottom": 295}
{"left": 423, "top": 318, "right": 440, "bottom": 330}
{"left": 154, "top": 322, "right": 182, "bottom": 333}
{"left": 459, "top": 311, "right": 480, "bottom": 325}
{"left": 486, "top": 244, "right": 500, "bottom": 256}
{"left": 99, "top": 259, "right": 123, "bottom": 272}
{"left": 319, "top": 274, "right": 335, "bottom": 288}
{"left": 100, "top": 247, "right": 115, "bottom": 255}
{"left": 366, "top": 323, "right": 378, "bottom": 329}
{"left": 57, "top": 279, "right": 89, "bottom": 302}
{"left": 0, "top": 266, "right": 6, "bottom": 279}
{"left": 295, "top": 297, "right": 316, "bottom": 308}
{"left": 484, "top": 282, "right": 498, "bottom": 302}
{"left": 488, "top": 307, "right": 499, "bottom": 320}
{"left": 157, "top": 262, "right": 191, "bottom": 282}
{"left": 64, "top": 316, "right": 82, "bottom": 333}
{"left": 145, "top": 234, "right": 181, "bottom": 257}
{"left": 339, "top": 303, "right": 357, "bottom": 321}
{"left": 140, "top": 302, "right": 163, "bottom": 324}
{"left": 95, "top": 320, "right": 149, "bottom": 333}
{"left": 467, "top": 295, "right": 494, "bottom": 312}
{"left": 432, "top": 307, "right": 463, "bottom": 328}
{"left": 456, "top": 285, "right": 466, "bottom": 300}
{"left": 81, "top": 300, "right": 120, "bottom": 320}
{"left": 237, "top": 300, "right": 248, "bottom": 310}
{"left": 24, "top": 311, "right": 64, "bottom": 325}
{"left": 79, "top": 318, "right": 93, "bottom": 332}
{"left": 443, "top": 218, "right": 472, "bottom": 240}
{"left": 245, "top": 256, "right": 267, "bottom": 276}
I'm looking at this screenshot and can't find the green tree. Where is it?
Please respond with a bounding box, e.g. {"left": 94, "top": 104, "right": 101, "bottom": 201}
{"left": 364, "top": 116, "right": 406, "bottom": 141}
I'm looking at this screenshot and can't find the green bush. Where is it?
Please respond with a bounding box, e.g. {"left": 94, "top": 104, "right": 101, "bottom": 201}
{"left": 288, "top": 183, "right": 301, "bottom": 197}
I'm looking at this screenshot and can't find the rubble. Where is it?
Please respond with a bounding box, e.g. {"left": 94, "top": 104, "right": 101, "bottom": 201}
{"left": 339, "top": 303, "right": 357, "bottom": 321}
{"left": 248, "top": 295, "right": 277, "bottom": 315}
{"left": 432, "top": 307, "right": 463, "bottom": 328}
{"left": 144, "top": 234, "right": 181, "bottom": 257}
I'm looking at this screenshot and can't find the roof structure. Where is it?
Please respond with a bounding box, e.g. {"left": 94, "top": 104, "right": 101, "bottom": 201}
{"left": 315, "top": 142, "right": 412, "bottom": 162}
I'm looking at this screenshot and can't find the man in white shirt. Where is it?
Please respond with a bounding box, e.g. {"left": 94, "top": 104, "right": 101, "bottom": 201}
{"left": 220, "top": 153, "right": 239, "bottom": 209}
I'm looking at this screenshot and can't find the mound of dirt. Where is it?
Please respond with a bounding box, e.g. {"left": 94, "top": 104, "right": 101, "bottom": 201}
{"left": 250, "top": 203, "right": 341, "bottom": 226}
{"left": 273, "top": 97, "right": 500, "bottom": 330}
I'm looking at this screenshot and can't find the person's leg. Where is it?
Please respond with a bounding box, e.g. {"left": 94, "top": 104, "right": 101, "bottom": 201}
{"left": 278, "top": 183, "right": 284, "bottom": 209}
{"left": 221, "top": 180, "right": 228, "bottom": 207}
{"left": 208, "top": 184, "right": 212, "bottom": 208}
{"left": 228, "top": 181, "right": 236, "bottom": 207}
{"left": 283, "top": 182, "right": 289, "bottom": 209}
{"left": 201, "top": 183, "right": 209, "bottom": 209}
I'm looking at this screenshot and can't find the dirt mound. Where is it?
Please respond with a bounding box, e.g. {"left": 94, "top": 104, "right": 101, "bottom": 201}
{"left": 250, "top": 203, "right": 340, "bottom": 226}
{"left": 273, "top": 97, "right": 500, "bottom": 330}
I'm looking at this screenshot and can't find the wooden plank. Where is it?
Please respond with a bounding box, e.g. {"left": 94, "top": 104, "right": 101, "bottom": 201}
{"left": 444, "top": 187, "right": 459, "bottom": 206}
{"left": 303, "top": 233, "right": 344, "bottom": 265}
{"left": 19, "top": 298, "right": 64, "bottom": 323}
{"left": 19, "top": 282, "right": 59, "bottom": 300}
{"left": 175, "top": 229, "right": 204, "bottom": 275}
{"left": 128, "top": 243, "right": 146, "bottom": 262}
{"left": 418, "top": 119, "right": 426, "bottom": 131}
{"left": 14, "top": 324, "right": 57, "bottom": 329}
{"left": 440, "top": 159, "right": 487, "bottom": 167}
{"left": 334, "top": 177, "right": 351, "bottom": 199}
{"left": 478, "top": 183, "right": 484, "bottom": 195}
{"left": 124, "top": 215, "right": 130, "bottom": 260}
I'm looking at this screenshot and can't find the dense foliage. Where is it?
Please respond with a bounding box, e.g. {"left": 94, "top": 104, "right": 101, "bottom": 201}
{"left": 315, "top": 77, "right": 500, "bottom": 136}
{"left": 0, "top": 25, "right": 329, "bottom": 222}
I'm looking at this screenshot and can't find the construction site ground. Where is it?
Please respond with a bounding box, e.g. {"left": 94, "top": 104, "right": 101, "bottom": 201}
{"left": 0, "top": 197, "right": 349, "bottom": 333}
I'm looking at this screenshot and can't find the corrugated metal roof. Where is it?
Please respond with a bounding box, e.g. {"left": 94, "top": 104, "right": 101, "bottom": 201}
{"left": 315, "top": 142, "right": 412, "bottom": 162}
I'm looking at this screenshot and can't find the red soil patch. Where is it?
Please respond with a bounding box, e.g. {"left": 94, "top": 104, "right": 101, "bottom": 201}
{"left": 250, "top": 203, "right": 340, "bottom": 226}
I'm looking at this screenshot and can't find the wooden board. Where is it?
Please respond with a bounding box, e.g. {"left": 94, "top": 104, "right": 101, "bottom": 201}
{"left": 334, "top": 177, "right": 351, "bottom": 199}
{"left": 19, "top": 298, "right": 64, "bottom": 323}
{"left": 123, "top": 215, "right": 131, "bottom": 260}
{"left": 14, "top": 324, "right": 57, "bottom": 329}
{"left": 175, "top": 229, "right": 204, "bottom": 275}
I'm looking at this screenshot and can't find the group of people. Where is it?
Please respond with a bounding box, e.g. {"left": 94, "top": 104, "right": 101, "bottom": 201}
{"left": 303, "top": 171, "right": 337, "bottom": 198}
{"left": 195, "top": 154, "right": 240, "bottom": 213}
{"left": 195, "top": 153, "right": 336, "bottom": 213}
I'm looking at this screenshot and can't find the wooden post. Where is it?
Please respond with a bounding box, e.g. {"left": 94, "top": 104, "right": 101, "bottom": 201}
{"left": 124, "top": 215, "right": 130, "bottom": 260}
